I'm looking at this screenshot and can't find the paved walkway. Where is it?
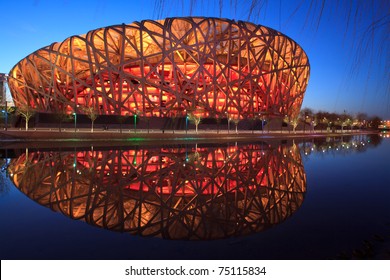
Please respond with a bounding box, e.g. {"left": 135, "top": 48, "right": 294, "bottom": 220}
{"left": 0, "top": 128, "right": 378, "bottom": 161}
{"left": 0, "top": 127, "right": 377, "bottom": 148}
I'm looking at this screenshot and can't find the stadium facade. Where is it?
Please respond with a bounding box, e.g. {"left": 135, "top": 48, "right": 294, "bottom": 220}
{"left": 8, "top": 17, "right": 310, "bottom": 122}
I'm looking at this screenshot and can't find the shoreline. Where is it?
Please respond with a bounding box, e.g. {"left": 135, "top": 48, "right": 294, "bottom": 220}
{"left": 0, "top": 128, "right": 378, "bottom": 141}
{"left": 0, "top": 129, "right": 379, "bottom": 149}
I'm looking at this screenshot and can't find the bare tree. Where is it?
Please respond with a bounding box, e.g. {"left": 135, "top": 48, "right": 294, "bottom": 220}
{"left": 16, "top": 104, "right": 35, "bottom": 131}
{"left": 117, "top": 114, "right": 128, "bottom": 133}
{"left": 83, "top": 107, "right": 98, "bottom": 132}
{"left": 231, "top": 118, "right": 240, "bottom": 134}
{"left": 55, "top": 110, "right": 72, "bottom": 132}
{"left": 188, "top": 112, "right": 201, "bottom": 134}
{"left": 284, "top": 115, "right": 299, "bottom": 134}
{"left": 311, "top": 117, "right": 318, "bottom": 132}
{"left": 215, "top": 113, "right": 223, "bottom": 134}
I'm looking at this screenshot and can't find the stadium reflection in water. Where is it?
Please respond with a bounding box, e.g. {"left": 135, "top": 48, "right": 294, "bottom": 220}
{"left": 8, "top": 141, "right": 306, "bottom": 240}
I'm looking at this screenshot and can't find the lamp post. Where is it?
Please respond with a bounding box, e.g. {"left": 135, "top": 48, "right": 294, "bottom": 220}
{"left": 1, "top": 101, "right": 10, "bottom": 131}
{"left": 73, "top": 112, "right": 77, "bottom": 132}
{"left": 225, "top": 111, "right": 230, "bottom": 133}
{"left": 304, "top": 114, "right": 308, "bottom": 133}
{"left": 134, "top": 113, "right": 137, "bottom": 133}
{"left": 185, "top": 114, "right": 188, "bottom": 134}
{"left": 4, "top": 109, "right": 6, "bottom": 131}
{"left": 5, "top": 101, "right": 8, "bottom": 131}
{"left": 322, "top": 117, "right": 326, "bottom": 132}
{"left": 1, "top": 110, "right": 7, "bottom": 131}
{"left": 259, "top": 113, "right": 265, "bottom": 134}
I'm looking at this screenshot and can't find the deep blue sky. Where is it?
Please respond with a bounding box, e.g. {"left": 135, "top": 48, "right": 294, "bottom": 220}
{"left": 1, "top": 0, "right": 388, "bottom": 118}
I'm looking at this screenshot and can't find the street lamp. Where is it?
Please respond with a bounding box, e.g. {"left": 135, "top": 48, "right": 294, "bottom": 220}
{"left": 1, "top": 110, "right": 7, "bottom": 131}
{"left": 322, "top": 117, "right": 327, "bottom": 132}
{"left": 258, "top": 113, "right": 265, "bottom": 133}
{"left": 225, "top": 111, "right": 230, "bottom": 133}
{"left": 73, "top": 112, "right": 77, "bottom": 132}
{"left": 134, "top": 113, "right": 137, "bottom": 133}
{"left": 185, "top": 113, "right": 188, "bottom": 134}
{"left": 1, "top": 100, "right": 10, "bottom": 131}
{"left": 304, "top": 114, "right": 308, "bottom": 133}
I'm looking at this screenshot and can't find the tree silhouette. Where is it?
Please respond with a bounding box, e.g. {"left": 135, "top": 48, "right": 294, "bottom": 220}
{"left": 284, "top": 115, "right": 299, "bottom": 134}
{"left": 55, "top": 110, "right": 72, "bottom": 132}
{"left": 187, "top": 112, "right": 201, "bottom": 134}
{"left": 16, "top": 104, "right": 35, "bottom": 131}
{"left": 116, "top": 114, "right": 128, "bottom": 133}
{"left": 83, "top": 107, "right": 98, "bottom": 132}
{"left": 231, "top": 117, "right": 240, "bottom": 134}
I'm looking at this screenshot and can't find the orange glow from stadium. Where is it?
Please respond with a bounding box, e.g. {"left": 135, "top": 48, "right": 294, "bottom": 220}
{"left": 8, "top": 142, "right": 306, "bottom": 239}
{"left": 8, "top": 17, "right": 310, "bottom": 120}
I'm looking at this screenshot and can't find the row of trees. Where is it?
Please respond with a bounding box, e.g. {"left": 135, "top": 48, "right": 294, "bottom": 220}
{"left": 184, "top": 107, "right": 383, "bottom": 134}
{"left": 0, "top": 104, "right": 384, "bottom": 133}
{"left": 186, "top": 107, "right": 383, "bottom": 134}
{"left": 0, "top": 104, "right": 99, "bottom": 132}
{"left": 285, "top": 108, "right": 382, "bottom": 133}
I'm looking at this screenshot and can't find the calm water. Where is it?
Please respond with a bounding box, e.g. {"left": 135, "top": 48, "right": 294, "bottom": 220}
{"left": 0, "top": 134, "right": 389, "bottom": 260}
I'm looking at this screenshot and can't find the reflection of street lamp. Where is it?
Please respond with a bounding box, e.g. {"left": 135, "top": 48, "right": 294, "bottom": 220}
{"left": 73, "top": 112, "right": 77, "bottom": 132}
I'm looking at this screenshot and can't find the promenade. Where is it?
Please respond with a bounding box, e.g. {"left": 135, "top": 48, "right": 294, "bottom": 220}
{"left": 0, "top": 127, "right": 377, "bottom": 148}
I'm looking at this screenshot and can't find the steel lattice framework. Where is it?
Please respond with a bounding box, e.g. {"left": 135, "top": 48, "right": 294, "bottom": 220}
{"left": 8, "top": 17, "right": 309, "bottom": 119}
{"left": 8, "top": 142, "right": 306, "bottom": 240}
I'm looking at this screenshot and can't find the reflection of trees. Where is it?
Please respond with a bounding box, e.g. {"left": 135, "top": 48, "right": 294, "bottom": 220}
{"left": 0, "top": 173, "right": 10, "bottom": 196}
{"left": 0, "top": 158, "right": 10, "bottom": 196}
{"left": 0, "top": 158, "right": 7, "bottom": 171}
{"left": 8, "top": 142, "right": 306, "bottom": 240}
{"left": 300, "top": 134, "right": 382, "bottom": 157}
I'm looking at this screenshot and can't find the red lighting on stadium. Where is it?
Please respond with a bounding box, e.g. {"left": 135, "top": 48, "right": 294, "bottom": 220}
{"left": 8, "top": 17, "right": 310, "bottom": 121}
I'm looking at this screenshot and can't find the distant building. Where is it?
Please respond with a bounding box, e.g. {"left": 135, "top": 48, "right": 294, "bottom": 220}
{"left": 378, "top": 120, "right": 390, "bottom": 130}
{"left": 0, "top": 73, "right": 6, "bottom": 106}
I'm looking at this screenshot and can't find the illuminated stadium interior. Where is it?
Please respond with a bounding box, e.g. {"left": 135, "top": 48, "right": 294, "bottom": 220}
{"left": 8, "top": 17, "right": 310, "bottom": 124}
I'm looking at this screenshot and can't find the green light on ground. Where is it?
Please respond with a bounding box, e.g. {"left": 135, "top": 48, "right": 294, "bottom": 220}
{"left": 126, "top": 138, "right": 145, "bottom": 141}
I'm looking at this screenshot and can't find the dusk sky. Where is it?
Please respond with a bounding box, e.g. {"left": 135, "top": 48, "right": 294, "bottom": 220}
{"left": 1, "top": 0, "right": 388, "bottom": 118}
